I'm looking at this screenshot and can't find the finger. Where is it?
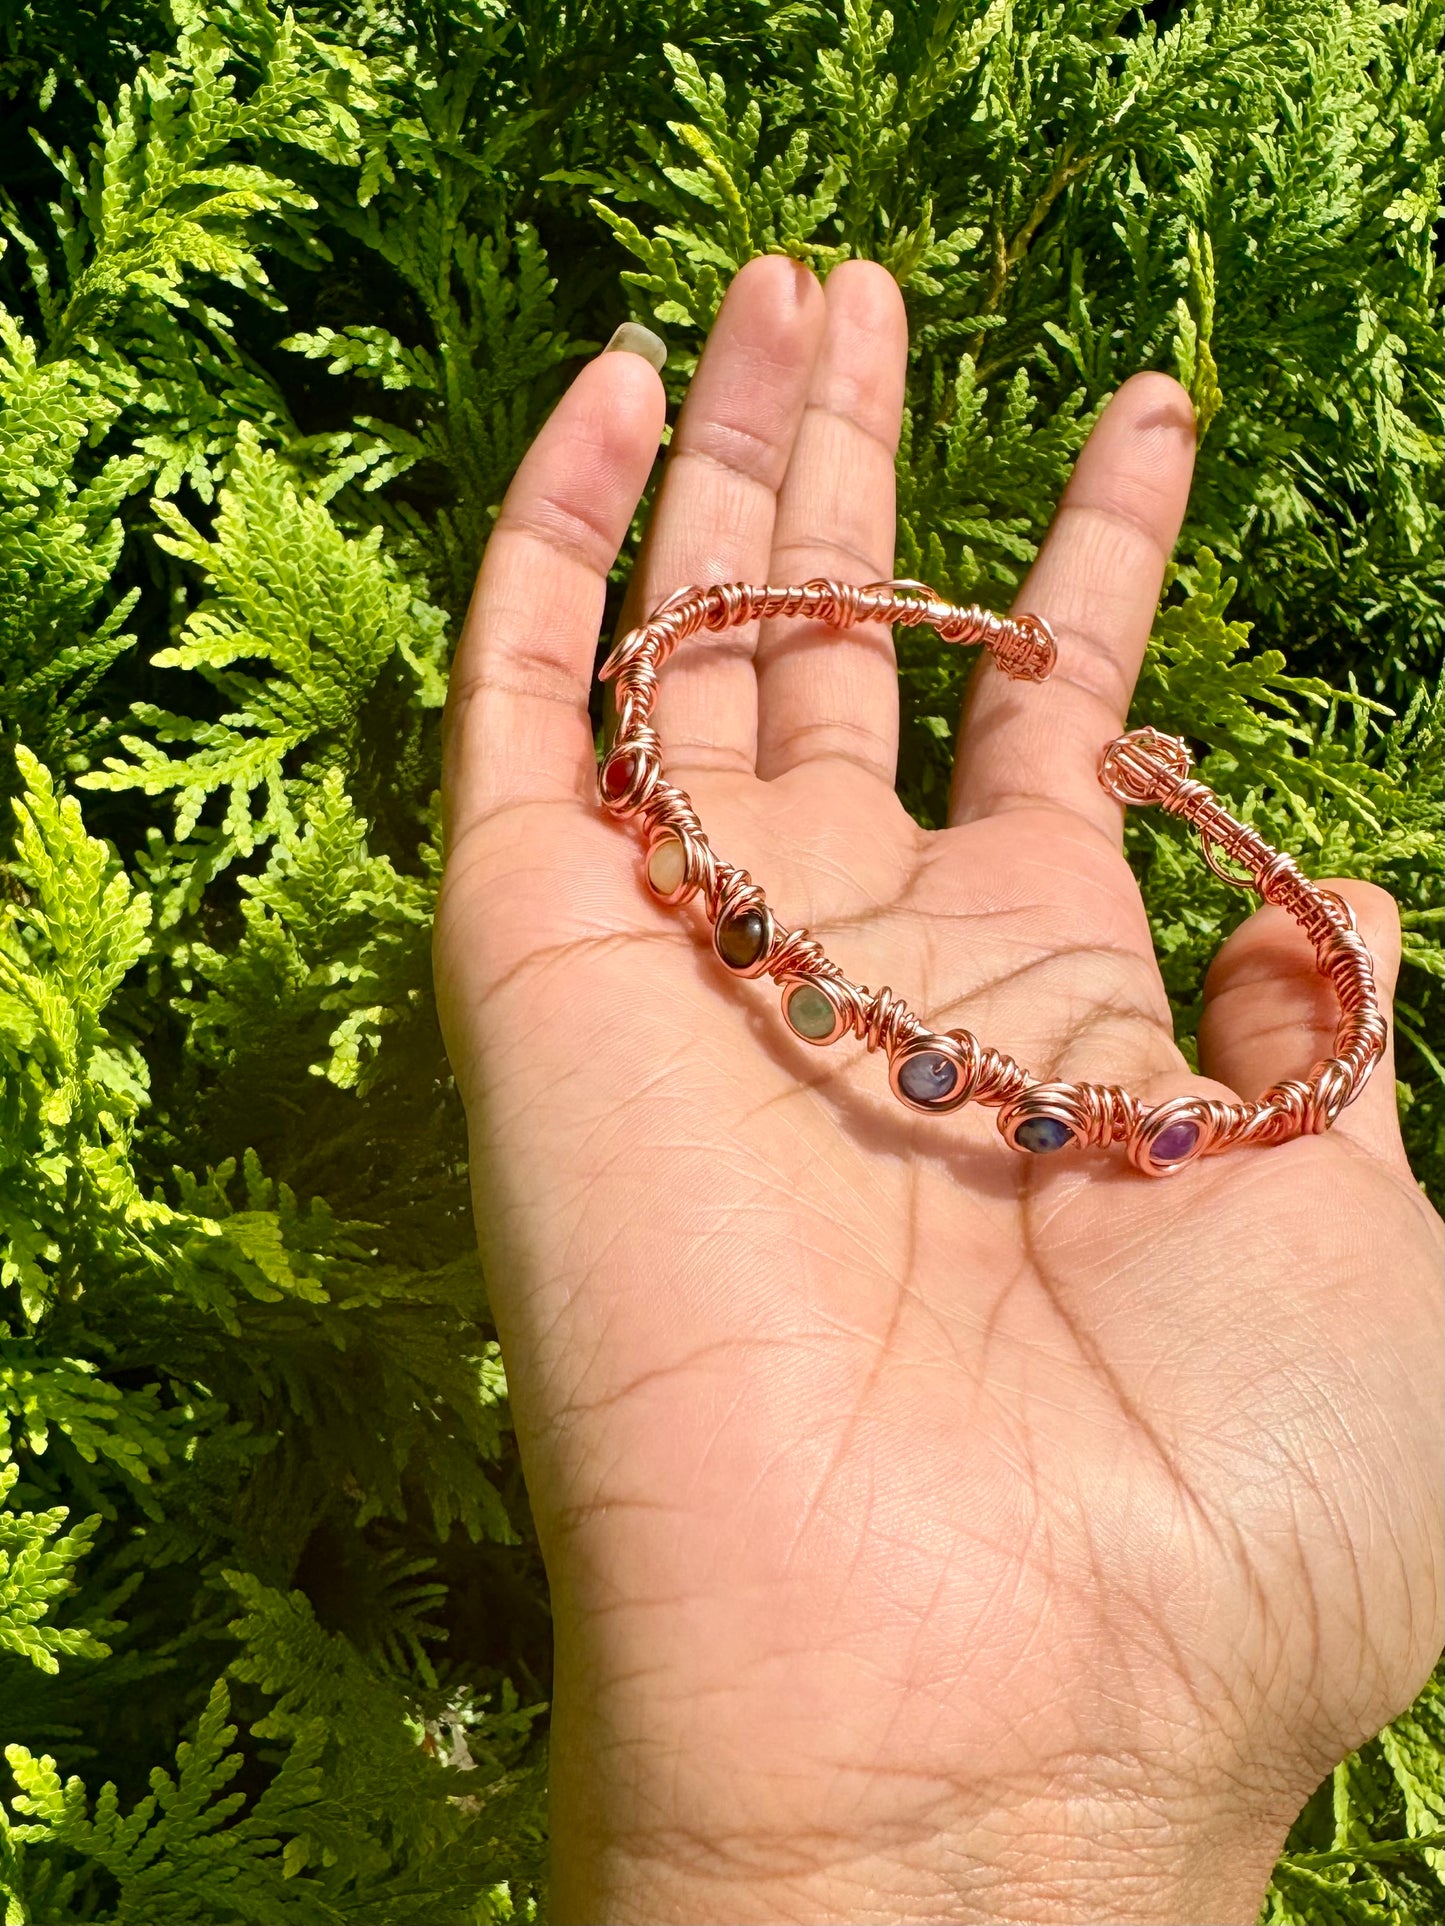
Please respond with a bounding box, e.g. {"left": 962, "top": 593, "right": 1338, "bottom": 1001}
{"left": 754, "top": 261, "right": 909, "bottom": 784}
{"left": 440, "top": 344, "right": 665, "bottom": 848}
{"left": 949, "top": 373, "right": 1197, "bottom": 840}
{"left": 619, "top": 254, "right": 827, "bottom": 776}
{"left": 1198, "top": 878, "right": 1408, "bottom": 1167}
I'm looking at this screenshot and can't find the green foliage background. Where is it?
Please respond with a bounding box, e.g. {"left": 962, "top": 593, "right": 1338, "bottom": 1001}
{"left": 0, "top": 0, "right": 1439, "bottom": 1918}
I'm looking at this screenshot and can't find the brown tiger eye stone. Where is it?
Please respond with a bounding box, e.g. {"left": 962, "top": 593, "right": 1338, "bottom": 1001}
{"left": 717, "top": 907, "right": 769, "bottom": 970}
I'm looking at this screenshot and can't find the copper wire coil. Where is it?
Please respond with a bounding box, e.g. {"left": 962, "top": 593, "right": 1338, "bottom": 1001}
{"left": 998, "top": 1081, "right": 1144, "bottom": 1156}
{"left": 601, "top": 579, "right": 1058, "bottom": 686}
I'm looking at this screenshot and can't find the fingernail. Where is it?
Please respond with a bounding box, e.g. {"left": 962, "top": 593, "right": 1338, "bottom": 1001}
{"left": 603, "top": 322, "right": 667, "bottom": 372}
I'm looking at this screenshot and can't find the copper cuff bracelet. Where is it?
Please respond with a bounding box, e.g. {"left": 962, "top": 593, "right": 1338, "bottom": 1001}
{"left": 598, "top": 578, "right": 1386, "bottom": 1177}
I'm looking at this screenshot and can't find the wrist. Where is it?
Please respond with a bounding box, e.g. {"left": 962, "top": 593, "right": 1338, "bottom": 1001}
{"left": 553, "top": 1815, "right": 1287, "bottom": 1924}
{"left": 548, "top": 1713, "right": 1294, "bottom": 1924}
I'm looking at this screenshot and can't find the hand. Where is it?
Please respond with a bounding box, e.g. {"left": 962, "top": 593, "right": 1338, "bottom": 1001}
{"left": 434, "top": 258, "right": 1443, "bottom": 1924}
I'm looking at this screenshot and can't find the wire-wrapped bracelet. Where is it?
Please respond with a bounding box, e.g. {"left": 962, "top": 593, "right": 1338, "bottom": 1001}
{"left": 597, "top": 578, "right": 1386, "bottom": 1178}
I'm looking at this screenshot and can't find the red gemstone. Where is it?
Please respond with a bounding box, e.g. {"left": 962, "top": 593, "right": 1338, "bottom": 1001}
{"left": 601, "top": 752, "right": 634, "bottom": 801}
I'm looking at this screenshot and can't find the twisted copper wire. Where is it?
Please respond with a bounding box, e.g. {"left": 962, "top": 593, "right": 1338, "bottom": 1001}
{"left": 599, "top": 588, "right": 1386, "bottom": 1177}
{"left": 602, "top": 577, "right": 1056, "bottom": 688}
{"left": 949, "top": 1031, "right": 1032, "bottom": 1106}
{"left": 1097, "top": 726, "right": 1386, "bottom": 1163}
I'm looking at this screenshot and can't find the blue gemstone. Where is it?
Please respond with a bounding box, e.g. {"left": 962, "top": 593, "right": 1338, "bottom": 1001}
{"left": 898, "top": 1051, "right": 958, "bottom": 1105}
{"left": 1016, "top": 1116, "right": 1073, "bottom": 1154}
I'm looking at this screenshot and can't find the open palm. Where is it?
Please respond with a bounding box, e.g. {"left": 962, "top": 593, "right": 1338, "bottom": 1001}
{"left": 434, "top": 259, "right": 1442, "bottom": 1924}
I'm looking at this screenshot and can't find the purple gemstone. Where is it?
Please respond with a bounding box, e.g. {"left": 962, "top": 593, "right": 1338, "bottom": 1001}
{"left": 898, "top": 1050, "right": 958, "bottom": 1105}
{"left": 1151, "top": 1120, "right": 1201, "bottom": 1164}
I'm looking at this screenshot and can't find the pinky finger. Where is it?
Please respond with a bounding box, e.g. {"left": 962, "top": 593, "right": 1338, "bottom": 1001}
{"left": 1197, "top": 878, "right": 1409, "bottom": 1169}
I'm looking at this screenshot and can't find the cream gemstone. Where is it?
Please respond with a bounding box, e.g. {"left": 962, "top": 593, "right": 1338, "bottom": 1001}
{"left": 646, "top": 835, "right": 687, "bottom": 895}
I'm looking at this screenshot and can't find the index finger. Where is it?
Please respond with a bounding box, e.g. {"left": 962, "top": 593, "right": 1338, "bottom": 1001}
{"left": 441, "top": 343, "right": 667, "bottom": 855}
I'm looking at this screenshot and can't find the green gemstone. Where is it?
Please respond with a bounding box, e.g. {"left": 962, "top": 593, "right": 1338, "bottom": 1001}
{"left": 785, "top": 983, "right": 836, "bottom": 1040}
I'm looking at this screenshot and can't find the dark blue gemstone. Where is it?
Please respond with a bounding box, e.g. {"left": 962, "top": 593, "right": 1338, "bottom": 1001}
{"left": 898, "top": 1051, "right": 958, "bottom": 1105}
{"left": 1016, "top": 1116, "right": 1073, "bottom": 1154}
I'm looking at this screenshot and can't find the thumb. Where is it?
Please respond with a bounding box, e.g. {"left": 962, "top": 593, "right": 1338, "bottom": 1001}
{"left": 1197, "top": 877, "right": 1408, "bottom": 1170}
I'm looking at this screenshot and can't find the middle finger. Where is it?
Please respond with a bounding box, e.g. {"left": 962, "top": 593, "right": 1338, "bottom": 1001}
{"left": 754, "top": 260, "right": 910, "bottom": 786}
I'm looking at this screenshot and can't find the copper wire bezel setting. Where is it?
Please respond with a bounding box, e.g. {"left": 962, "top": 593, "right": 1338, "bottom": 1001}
{"left": 888, "top": 1032, "right": 978, "bottom": 1114}
{"left": 780, "top": 977, "right": 850, "bottom": 1048}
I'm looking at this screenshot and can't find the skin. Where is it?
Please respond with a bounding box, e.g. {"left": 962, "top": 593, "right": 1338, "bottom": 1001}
{"left": 433, "top": 257, "right": 1443, "bottom": 1924}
